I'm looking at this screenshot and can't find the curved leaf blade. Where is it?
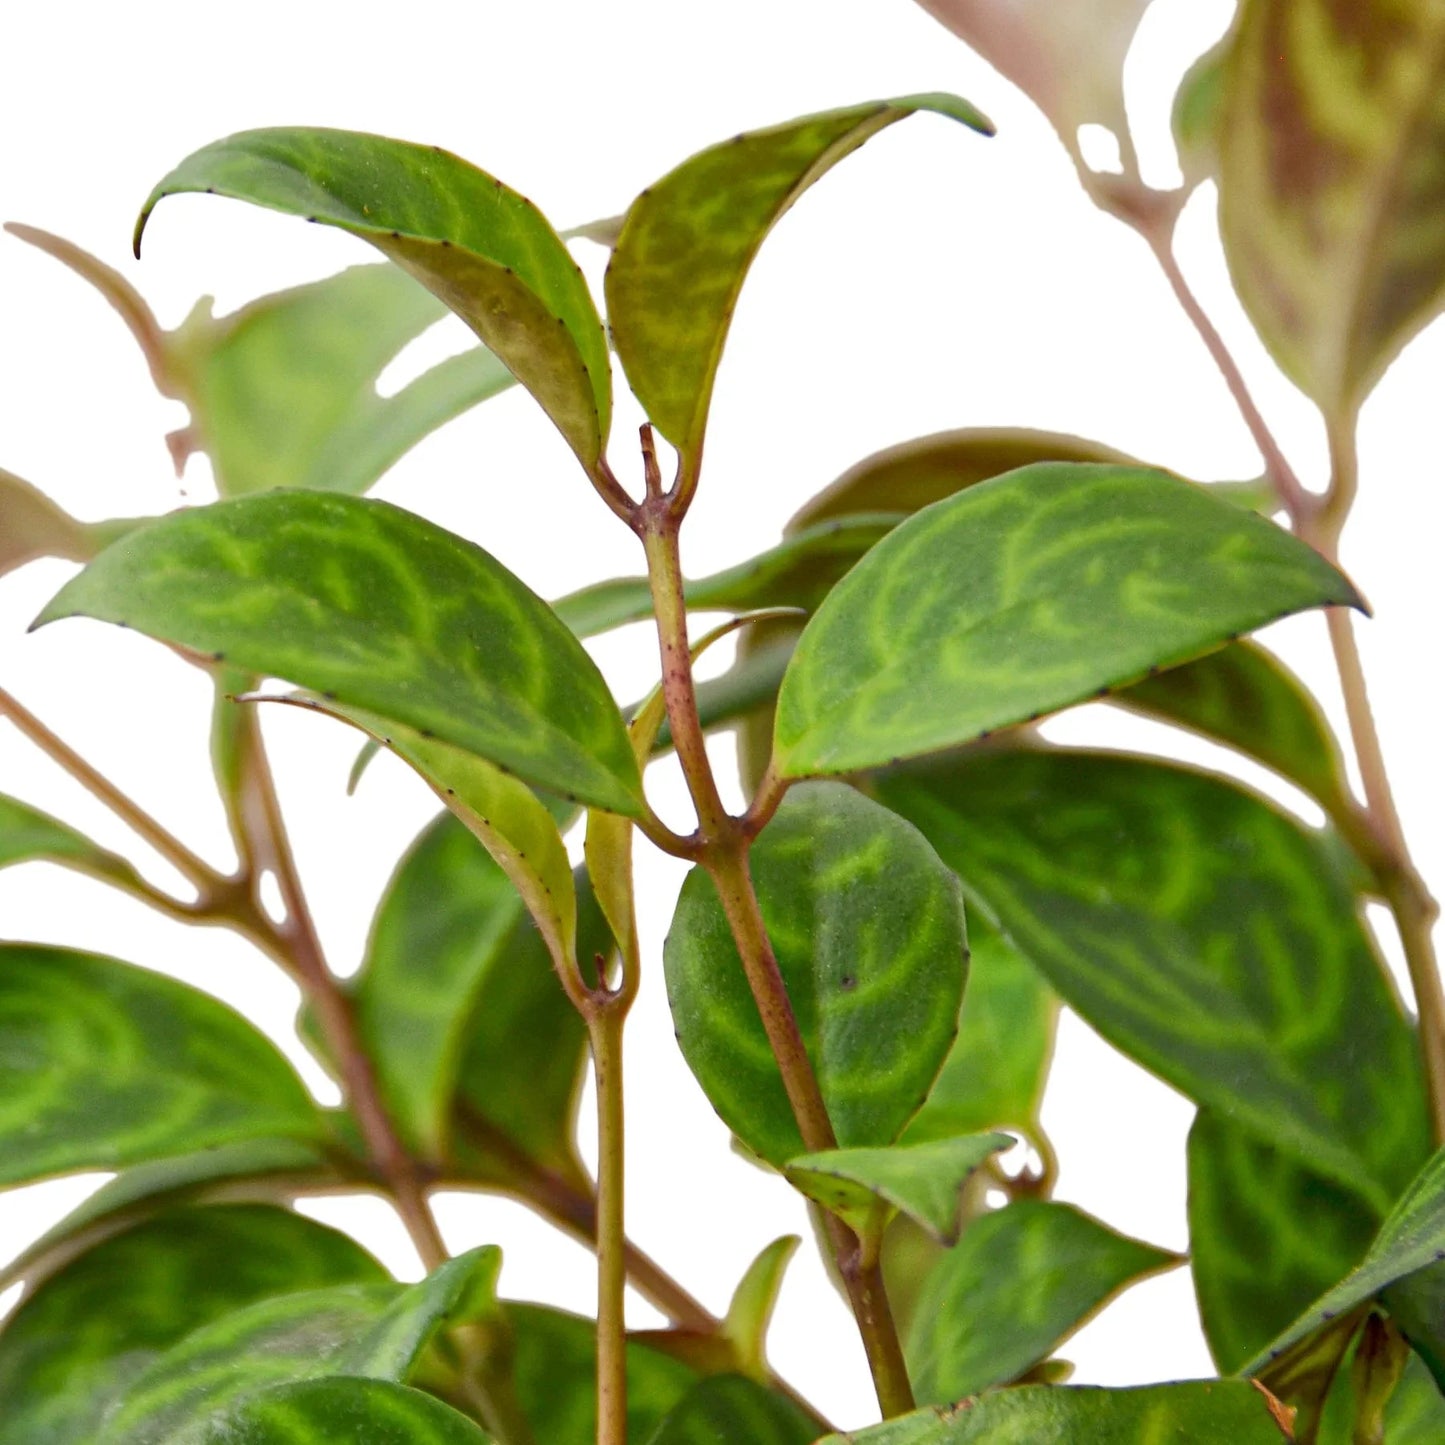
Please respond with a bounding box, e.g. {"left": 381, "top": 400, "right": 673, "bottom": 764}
{"left": 606, "top": 94, "right": 991, "bottom": 465}
{"left": 0, "top": 791, "right": 148, "bottom": 894}
{"left": 0, "top": 943, "right": 324, "bottom": 1186}
{"left": 775, "top": 464, "right": 1360, "bottom": 778}
{"left": 35, "top": 492, "right": 642, "bottom": 815}
{"left": 906, "top": 1200, "right": 1176, "bottom": 1405}
{"left": 137, "top": 128, "right": 610, "bottom": 467}
{"left": 644, "top": 1374, "right": 817, "bottom": 1445}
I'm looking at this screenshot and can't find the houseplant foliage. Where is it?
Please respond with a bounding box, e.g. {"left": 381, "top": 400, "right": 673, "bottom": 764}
{"left": 1, "top": 0, "right": 1444, "bottom": 1438}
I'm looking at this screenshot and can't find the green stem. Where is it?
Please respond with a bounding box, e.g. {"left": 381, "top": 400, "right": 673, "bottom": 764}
{"left": 587, "top": 999, "right": 630, "bottom": 1445}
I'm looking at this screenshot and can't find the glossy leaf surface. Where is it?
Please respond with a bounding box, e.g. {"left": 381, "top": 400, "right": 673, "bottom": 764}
{"left": 1218, "top": 0, "right": 1445, "bottom": 413}
{"left": 195, "top": 1378, "right": 493, "bottom": 1444}
{"left": 665, "top": 782, "right": 966, "bottom": 1165}
{"left": 0, "top": 792, "right": 148, "bottom": 894}
{"left": 0, "top": 944, "right": 323, "bottom": 1186}
{"left": 822, "top": 1382, "right": 1291, "bottom": 1442}
{"left": 645, "top": 1374, "right": 816, "bottom": 1445}
{"left": 606, "top": 94, "right": 990, "bottom": 465}
{"left": 0, "top": 1205, "right": 383, "bottom": 1444}
{"left": 774, "top": 465, "right": 1358, "bottom": 779}
{"left": 877, "top": 751, "right": 1428, "bottom": 1203}
{"left": 907, "top": 1200, "right": 1175, "bottom": 1404}
{"left": 36, "top": 491, "right": 641, "bottom": 815}
{"left": 138, "top": 128, "right": 611, "bottom": 467}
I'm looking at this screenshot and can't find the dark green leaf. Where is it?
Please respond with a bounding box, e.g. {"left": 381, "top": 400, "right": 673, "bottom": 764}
{"left": 820, "top": 1381, "right": 1292, "bottom": 1442}
{"left": 644, "top": 1374, "right": 816, "bottom": 1445}
{"left": 1218, "top": 0, "right": 1445, "bottom": 413}
{"left": 605, "top": 94, "right": 990, "bottom": 468}
{"left": 0, "top": 943, "right": 324, "bottom": 1186}
{"left": 0, "top": 1204, "right": 383, "bottom": 1444}
{"left": 1384, "top": 1261, "right": 1445, "bottom": 1393}
{"left": 877, "top": 751, "right": 1428, "bottom": 1203}
{"left": 173, "top": 263, "right": 515, "bottom": 497}
{"left": 195, "top": 1378, "right": 493, "bottom": 1444}
{"left": 906, "top": 1200, "right": 1175, "bottom": 1405}
{"left": 786, "top": 1134, "right": 1010, "bottom": 1245}
{"left": 664, "top": 782, "right": 966, "bottom": 1166}
{"left": 35, "top": 491, "right": 642, "bottom": 815}
{"left": 137, "top": 128, "right": 611, "bottom": 468}
{"left": 0, "top": 791, "right": 148, "bottom": 893}
{"left": 774, "top": 464, "right": 1359, "bottom": 779}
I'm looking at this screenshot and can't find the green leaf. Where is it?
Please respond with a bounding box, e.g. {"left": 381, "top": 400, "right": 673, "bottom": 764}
{"left": 774, "top": 464, "right": 1359, "bottom": 779}
{"left": 0, "top": 1204, "right": 384, "bottom": 1444}
{"left": 1246, "top": 1145, "right": 1445, "bottom": 1373}
{"left": 171, "top": 263, "right": 515, "bottom": 497}
{"left": 1117, "top": 640, "right": 1353, "bottom": 824}
{"left": 0, "top": 943, "right": 324, "bottom": 1186}
{"left": 1217, "top": 0, "right": 1445, "bottom": 414}
{"left": 1173, "top": 37, "right": 1229, "bottom": 191}
{"left": 137, "top": 128, "right": 611, "bottom": 468}
{"left": 786, "top": 1134, "right": 1011, "bottom": 1245}
{"left": 819, "top": 1381, "right": 1292, "bottom": 1442}
{"left": 194, "top": 1378, "right": 493, "bottom": 1444}
{"left": 0, "top": 1139, "right": 339, "bottom": 1291}
{"left": 0, "top": 791, "right": 148, "bottom": 893}
{"left": 605, "top": 94, "right": 990, "bottom": 469}
{"left": 1384, "top": 1261, "right": 1445, "bottom": 1394}
{"left": 906, "top": 1200, "right": 1176, "bottom": 1405}
{"left": 876, "top": 750, "right": 1429, "bottom": 1204}
{"left": 901, "top": 912, "right": 1058, "bottom": 1143}
{"left": 0, "top": 466, "right": 101, "bottom": 577}
{"left": 644, "top": 1374, "right": 817, "bottom": 1445}
{"left": 664, "top": 781, "right": 967, "bottom": 1166}
{"left": 720, "top": 1236, "right": 799, "bottom": 1381}
{"left": 1188, "top": 1110, "right": 1379, "bottom": 1373}
{"left": 35, "top": 491, "right": 642, "bottom": 815}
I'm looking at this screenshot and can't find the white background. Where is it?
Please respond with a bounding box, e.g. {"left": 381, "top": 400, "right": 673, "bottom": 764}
{"left": 1, "top": 0, "right": 1442, "bottom": 1430}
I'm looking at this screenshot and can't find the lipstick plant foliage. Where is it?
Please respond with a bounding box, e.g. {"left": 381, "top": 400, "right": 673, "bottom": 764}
{"left": 3, "top": 1, "right": 1445, "bottom": 1441}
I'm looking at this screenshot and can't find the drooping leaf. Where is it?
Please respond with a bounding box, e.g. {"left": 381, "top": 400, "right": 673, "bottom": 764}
{"left": 877, "top": 750, "right": 1429, "bottom": 1203}
{"left": 906, "top": 1200, "right": 1176, "bottom": 1405}
{"left": 1217, "top": 0, "right": 1445, "bottom": 414}
{"left": 0, "top": 943, "right": 325, "bottom": 1186}
{"left": 774, "top": 464, "right": 1359, "bottom": 780}
{"left": 0, "top": 791, "right": 149, "bottom": 894}
{"left": 664, "top": 782, "right": 967, "bottom": 1166}
{"left": 137, "top": 128, "right": 611, "bottom": 468}
{"left": 786, "top": 1133, "right": 1011, "bottom": 1244}
{"left": 644, "top": 1374, "right": 817, "bottom": 1445}
{"left": 1188, "top": 1109, "right": 1379, "bottom": 1373}
{"left": 193, "top": 1378, "right": 494, "bottom": 1444}
{"left": 0, "top": 1204, "right": 384, "bottom": 1444}
{"left": 35, "top": 491, "right": 642, "bottom": 815}
{"left": 605, "top": 94, "right": 990, "bottom": 471}
{"left": 820, "top": 1381, "right": 1293, "bottom": 1443}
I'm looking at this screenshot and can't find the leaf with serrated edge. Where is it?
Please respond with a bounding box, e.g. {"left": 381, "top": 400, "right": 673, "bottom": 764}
{"left": 606, "top": 94, "right": 990, "bottom": 469}
{"left": 906, "top": 1200, "right": 1176, "bottom": 1405}
{"left": 878, "top": 751, "right": 1429, "bottom": 1206}
{"left": 664, "top": 781, "right": 966, "bottom": 1166}
{"left": 35, "top": 491, "right": 641, "bottom": 815}
{"left": 775, "top": 464, "right": 1361, "bottom": 779}
{"left": 137, "top": 127, "right": 610, "bottom": 468}
{"left": 787, "top": 1134, "right": 1011, "bottom": 1245}
{"left": 0, "top": 1204, "right": 384, "bottom": 1444}
{"left": 1218, "top": 0, "right": 1445, "bottom": 413}
{"left": 645, "top": 1374, "right": 817, "bottom": 1445}
{"left": 0, "top": 944, "right": 324, "bottom": 1187}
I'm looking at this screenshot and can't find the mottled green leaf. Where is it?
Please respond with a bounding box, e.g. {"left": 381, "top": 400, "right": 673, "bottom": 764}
{"left": 774, "top": 464, "right": 1359, "bottom": 779}
{"left": 0, "top": 943, "right": 324, "bottom": 1186}
{"left": 195, "top": 1378, "right": 493, "bottom": 1444}
{"left": 821, "top": 1382, "right": 1291, "bottom": 1443}
{"left": 170, "top": 263, "right": 515, "bottom": 497}
{"left": 906, "top": 1200, "right": 1175, "bottom": 1405}
{"left": 1188, "top": 1110, "right": 1379, "bottom": 1373}
{"left": 35, "top": 491, "right": 641, "bottom": 815}
{"left": 877, "top": 751, "right": 1428, "bottom": 1203}
{"left": 1218, "top": 0, "right": 1445, "bottom": 413}
{"left": 137, "top": 128, "right": 611, "bottom": 467}
{"left": 664, "top": 782, "right": 966, "bottom": 1166}
{"left": 786, "top": 1134, "right": 1010, "bottom": 1244}
{"left": 0, "top": 1204, "right": 384, "bottom": 1444}
{"left": 1117, "top": 640, "right": 1353, "bottom": 823}
{"left": 901, "top": 912, "right": 1058, "bottom": 1144}
{"left": 0, "top": 791, "right": 148, "bottom": 894}
{"left": 644, "top": 1374, "right": 816, "bottom": 1445}
{"left": 0, "top": 466, "right": 101, "bottom": 577}
{"left": 606, "top": 94, "right": 990, "bottom": 468}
